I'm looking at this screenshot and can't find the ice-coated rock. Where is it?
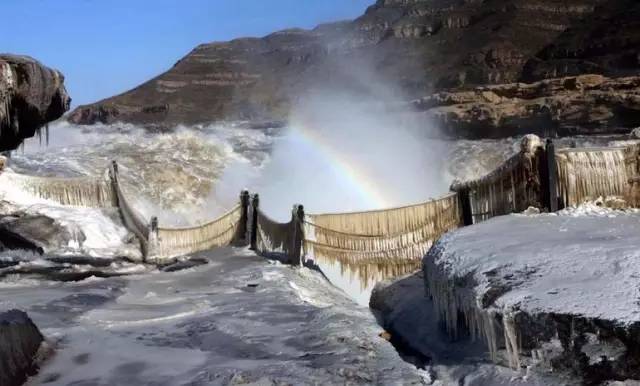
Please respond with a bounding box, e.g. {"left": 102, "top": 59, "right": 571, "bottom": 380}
{"left": 423, "top": 207, "right": 640, "bottom": 383}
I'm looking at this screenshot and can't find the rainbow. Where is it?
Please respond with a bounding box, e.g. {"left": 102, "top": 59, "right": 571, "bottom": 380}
{"left": 290, "top": 124, "right": 391, "bottom": 211}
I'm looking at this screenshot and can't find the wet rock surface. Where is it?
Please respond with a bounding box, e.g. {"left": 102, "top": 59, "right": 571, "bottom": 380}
{"left": 0, "top": 55, "right": 70, "bottom": 151}
{"left": 0, "top": 213, "right": 79, "bottom": 254}
{"left": 0, "top": 309, "right": 44, "bottom": 386}
{"left": 68, "top": 0, "right": 640, "bottom": 137}
{"left": 2, "top": 248, "right": 426, "bottom": 385}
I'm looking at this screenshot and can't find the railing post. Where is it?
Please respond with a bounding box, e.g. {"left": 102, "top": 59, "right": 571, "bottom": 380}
{"left": 543, "top": 139, "right": 559, "bottom": 212}
{"left": 458, "top": 189, "right": 474, "bottom": 226}
{"left": 146, "top": 216, "right": 159, "bottom": 263}
{"left": 239, "top": 190, "right": 250, "bottom": 245}
{"left": 290, "top": 204, "right": 305, "bottom": 266}
{"left": 250, "top": 194, "right": 259, "bottom": 251}
{"left": 109, "top": 160, "right": 120, "bottom": 208}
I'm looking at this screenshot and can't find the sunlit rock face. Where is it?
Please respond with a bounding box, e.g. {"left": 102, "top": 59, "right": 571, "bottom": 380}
{"left": 68, "top": 0, "right": 640, "bottom": 137}
{"left": 414, "top": 74, "right": 640, "bottom": 138}
{"left": 0, "top": 55, "right": 71, "bottom": 151}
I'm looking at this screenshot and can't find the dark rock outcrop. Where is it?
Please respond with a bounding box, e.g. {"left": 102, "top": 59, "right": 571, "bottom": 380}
{"left": 0, "top": 213, "right": 82, "bottom": 254}
{"left": 0, "top": 310, "right": 44, "bottom": 386}
{"left": 0, "top": 55, "right": 71, "bottom": 151}
{"left": 68, "top": 0, "right": 640, "bottom": 137}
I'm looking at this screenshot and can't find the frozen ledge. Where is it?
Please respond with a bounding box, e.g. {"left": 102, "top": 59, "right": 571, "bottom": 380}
{"left": 423, "top": 207, "right": 640, "bottom": 383}
{"left": 0, "top": 310, "right": 44, "bottom": 386}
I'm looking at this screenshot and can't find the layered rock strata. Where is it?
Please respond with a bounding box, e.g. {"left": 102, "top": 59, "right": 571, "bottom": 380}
{"left": 69, "top": 0, "right": 640, "bottom": 137}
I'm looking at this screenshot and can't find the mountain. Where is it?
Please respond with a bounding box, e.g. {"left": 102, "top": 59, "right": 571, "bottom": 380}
{"left": 69, "top": 0, "right": 640, "bottom": 137}
{"left": 0, "top": 55, "right": 70, "bottom": 151}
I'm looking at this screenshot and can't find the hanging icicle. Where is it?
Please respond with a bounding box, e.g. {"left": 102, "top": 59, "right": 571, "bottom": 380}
{"left": 255, "top": 209, "right": 295, "bottom": 256}
{"left": 2, "top": 171, "right": 117, "bottom": 208}
{"left": 452, "top": 134, "right": 544, "bottom": 224}
{"left": 303, "top": 193, "right": 461, "bottom": 284}
{"left": 156, "top": 204, "right": 242, "bottom": 260}
{"left": 556, "top": 147, "right": 629, "bottom": 207}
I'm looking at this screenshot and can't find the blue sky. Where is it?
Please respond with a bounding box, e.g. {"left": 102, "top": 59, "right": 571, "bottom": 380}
{"left": 1, "top": 0, "right": 372, "bottom": 107}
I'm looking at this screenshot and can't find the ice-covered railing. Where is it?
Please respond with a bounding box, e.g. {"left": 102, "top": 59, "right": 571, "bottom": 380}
{"left": 1, "top": 170, "right": 117, "bottom": 208}
{"left": 451, "top": 135, "right": 546, "bottom": 224}
{"left": 0, "top": 162, "right": 250, "bottom": 263}
{"left": 302, "top": 193, "right": 461, "bottom": 286}
{"left": 555, "top": 146, "right": 630, "bottom": 207}
{"left": 451, "top": 135, "right": 640, "bottom": 223}
{"left": 250, "top": 194, "right": 305, "bottom": 265}
{"left": 625, "top": 144, "right": 640, "bottom": 206}
{"left": 109, "top": 161, "right": 153, "bottom": 258}
{"left": 152, "top": 203, "right": 245, "bottom": 263}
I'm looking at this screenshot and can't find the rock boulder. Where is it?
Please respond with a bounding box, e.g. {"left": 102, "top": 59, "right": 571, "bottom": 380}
{"left": 0, "top": 55, "right": 71, "bottom": 151}
{"left": 0, "top": 310, "right": 44, "bottom": 386}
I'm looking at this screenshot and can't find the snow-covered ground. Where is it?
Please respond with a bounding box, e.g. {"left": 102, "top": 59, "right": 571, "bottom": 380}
{"left": 429, "top": 204, "right": 640, "bottom": 324}
{"left": 421, "top": 203, "right": 640, "bottom": 384}
{"left": 2, "top": 248, "right": 427, "bottom": 386}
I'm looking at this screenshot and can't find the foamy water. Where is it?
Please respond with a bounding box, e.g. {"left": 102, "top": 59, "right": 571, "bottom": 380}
{"left": 3, "top": 120, "right": 635, "bottom": 303}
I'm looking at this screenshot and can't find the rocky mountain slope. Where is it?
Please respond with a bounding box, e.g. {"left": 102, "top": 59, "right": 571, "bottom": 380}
{"left": 69, "top": 0, "right": 640, "bottom": 137}
{"left": 0, "top": 55, "right": 70, "bottom": 151}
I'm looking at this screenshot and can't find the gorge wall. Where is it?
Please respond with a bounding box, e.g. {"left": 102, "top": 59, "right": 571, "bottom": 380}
{"left": 0, "top": 55, "right": 71, "bottom": 151}
{"left": 69, "top": 0, "right": 640, "bottom": 137}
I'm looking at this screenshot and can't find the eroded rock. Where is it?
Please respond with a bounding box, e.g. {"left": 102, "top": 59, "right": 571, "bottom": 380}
{"left": 0, "top": 55, "right": 70, "bottom": 151}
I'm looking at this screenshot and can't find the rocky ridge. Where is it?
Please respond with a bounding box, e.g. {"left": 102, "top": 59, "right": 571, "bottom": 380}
{"left": 416, "top": 74, "right": 640, "bottom": 138}
{"left": 0, "top": 55, "right": 70, "bottom": 151}
{"left": 69, "top": 0, "right": 640, "bottom": 137}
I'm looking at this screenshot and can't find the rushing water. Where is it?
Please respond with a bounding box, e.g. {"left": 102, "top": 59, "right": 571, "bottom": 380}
{"left": 4, "top": 120, "right": 635, "bottom": 304}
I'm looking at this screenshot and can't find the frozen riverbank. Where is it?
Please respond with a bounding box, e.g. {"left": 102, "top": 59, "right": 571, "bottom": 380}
{"left": 2, "top": 247, "right": 426, "bottom": 385}
{"left": 419, "top": 204, "right": 640, "bottom": 384}
{"left": 371, "top": 273, "right": 575, "bottom": 386}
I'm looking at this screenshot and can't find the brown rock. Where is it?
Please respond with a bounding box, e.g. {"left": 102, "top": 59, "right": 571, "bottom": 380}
{"left": 417, "top": 75, "right": 640, "bottom": 138}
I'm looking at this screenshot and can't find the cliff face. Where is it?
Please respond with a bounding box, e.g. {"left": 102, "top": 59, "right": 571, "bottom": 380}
{"left": 0, "top": 55, "right": 71, "bottom": 151}
{"left": 69, "top": 0, "right": 640, "bottom": 137}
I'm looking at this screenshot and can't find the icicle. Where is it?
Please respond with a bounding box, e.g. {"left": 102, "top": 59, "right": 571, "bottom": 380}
{"left": 303, "top": 194, "right": 461, "bottom": 284}
{"left": 3, "top": 171, "right": 116, "bottom": 208}
{"left": 556, "top": 148, "right": 629, "bottom": 207}
{"left": 424, "top": 253, "right": 526, "bottom": 370}
{"left": 503, "top": 312, "right": 521, "bottom": 369}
